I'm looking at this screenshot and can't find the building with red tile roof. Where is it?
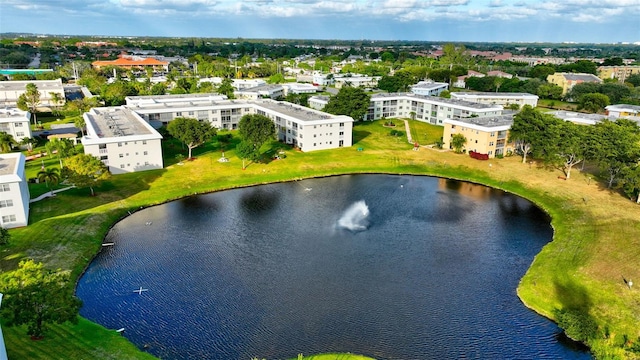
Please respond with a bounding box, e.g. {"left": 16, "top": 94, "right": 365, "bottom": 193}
{"left": 92, "top": 55, "right": 168, "bottom": 71}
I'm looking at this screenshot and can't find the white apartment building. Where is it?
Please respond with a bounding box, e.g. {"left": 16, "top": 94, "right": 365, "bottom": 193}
{"left": 82, "top": 107, "right": 164, "bottom": 175}
{"left": 0, "top": 153, "right": 30, "bottom": 228}
{"left": 282, "top": 83, "right": 319, "bottom": 95}
{"left": 368, "top": 93, "right": 504, "bottom": 125}
{"left": 605, "top": 104, "right": 640, "bottom": 119}
{"left": 410, "top": 81, "right": 449, "bottom": 96}
{"left": 450, "top": 92, "right": 539, "bottom": 109}
{"left": 334, "top": 75, "right": 381, "bottom": 89}
{"left": 549, "top": 111, "right": 609, "bottom": 126}
{"left": 236, "top": 84, "right": 285, "bottom": 100}
{"left": 125, "top": 95, "right": 353, "bottom": 152}
{"left": 0, "top": 79, "right": 65, "bottom": 107}
{"left": 0, "top": 108, "right": 32, "bottom": 142}
{"left": 308, "top": 95, "right": 330, "bottom": 110}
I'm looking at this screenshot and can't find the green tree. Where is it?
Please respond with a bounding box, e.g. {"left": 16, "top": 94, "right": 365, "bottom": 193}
{"left": 235, "top": 140, "right": 255, "bottom": 170}
{"left": 550, "top": 121, "right": 586, "bottom": 179}
{"left": 323, "top": 86, "right": 371, "bottom": 121}
{"left": 166, "top": 117, "right": 217, "bottom": 159}
{"left": 0, "top": 227, "right": 9, "bottom": 245}
{"left": 529, "top": 65, "right": 556, "bottom": 80}
{"left": 17, "top": 83, "right": 41, "bottom": 125}
{"left": 238, "top": 114, "right": 276, "bottom": 160}
{"left": 509, "top": 105, "right": 562, "bottom": 163}
{"left": 0, "top": 132, "right": 17, "bottom": 153}
{"left": 267, "top": 73, "right": 285, "bottom": 84}
{"left": 74, "top": 116, "right": 86, "bottom": 136}
{"left": 100, "top": 80, "right": 138, "bottom": 106}
{"left": 217, "top": 78, "right": 235, "bottom": 99}
{"left": 590, "top": 119, "right": 640, "bottom": 188}
{"left": 0, "top": 259, "right": 82, "bottom": 338}
{"left": 62, "top": 153, "right": 110, "bottom": 196}
{"left": 620, "top": 164, "right": 640, "bottom": 203}
{"left": 537, "top": 83, "right": 563, "bottom": 100}
{"left": 377, "top": 71, "right": 416, "bottom": 93}
{"left": 37, "top": 167, "right": 60, "bottom": 194}
{"left": 450, "top": 133, "right": 467, "bottom": 153}
{"left": 578, "top": 93, "right": 610, "bottom": 113}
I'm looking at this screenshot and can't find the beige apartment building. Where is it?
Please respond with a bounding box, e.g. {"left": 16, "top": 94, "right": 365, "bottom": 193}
{"left": 442, "top": 115, "right": 514, "bottom": 158}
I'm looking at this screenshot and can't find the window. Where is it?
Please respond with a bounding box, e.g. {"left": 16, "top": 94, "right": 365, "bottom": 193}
{"left": 99, "top": 144, "right": 107, "bottom": 149}
{"left": 143, "top": 151, "right": 148, "bottom": 155}
{"left": 0, "top": 200, "right": 14, "bottom": 208}
{"left": 490, "top": 132, "right": 495, "bottom": 137}
{"left": 14, "top": 122, "right": 23, "bottom": 127}
{"left": 119, "top": 154, "right": 124, "bottom": 158}
{"left": 16, "top": 132, "right": 24, "bottom": 137}
{"left": 145, "top": 161, "right": 149, "bottom": 166}
{"left": 2, "top": 215, "right": 16, "bottom": 223}
{"left": 0, "top": 184, "right": 10, "bottom": 192}
{"left": 339, "top": 132, "right": 344, "bottom": 136}
{"left": 176, "top": 112, "right": 182, "bottom": 116}
{"left": 118, "top": 142, "right": 122, "bottom": 147}
{"left": 142, "top": 140, "right": 147, "bottom": 145}
{"left": 489, "top": 142, "right": 494, "bottom": 146}
{"left": 120, "top": 164, "right": 125, "bottom": 168}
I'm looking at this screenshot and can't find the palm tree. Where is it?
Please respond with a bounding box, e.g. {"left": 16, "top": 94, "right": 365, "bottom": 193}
{"left": 0, "top": 132, "right": 16, "bottom": 153}
{"left": 37, "top": 167, "right": 60, "bottom": 194}
{"left": 450, "top": 133, "right": 467, "bottom": 154}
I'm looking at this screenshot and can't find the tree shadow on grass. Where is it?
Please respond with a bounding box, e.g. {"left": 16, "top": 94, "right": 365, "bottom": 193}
{"left": 29, "top": 169, "right": 166, "bottom": 223}
{"left": 552, "top": 277, "right": 599, "bottom": 346}
{"left": 352, "top": 130, "right": 371, "bottom": 144}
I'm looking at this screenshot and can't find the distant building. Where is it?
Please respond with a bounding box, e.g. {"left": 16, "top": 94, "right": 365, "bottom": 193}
{"left": 442, "top": 115, "right": 514, "bottom": 158}
{"left": 282, "top": 83, "right": 319, "bottom": 95}
{"left": 0, "top": 153, "right": 30, "bottom": 229}
{"left": 548, "top": 110, "right": 609, "bottom": 125}
{"left": 597, "top": 66, "right": 640, "bottom": 83}
{"left": 450, "top": 92, "right": 538, "bottom": 109}
{"left": 0, "top": 79, "right": 65, "bottom": 107}
{"left": 487, "top": 70, "right": 513, "bottom": 79}
{"left": 368, "top": 93, "right": 504, "bottom": 125}
{"left": 605, "top": 104, "right": 640, "bottom": 119}
{"left": 410, "top": 80, "right": 449, "bottom": 96}
{"left": 0, "top": 108, "right": 32, "bottom": 142}
{"left": 546, "top": 72, "right": 602, "bottom": 95}
{"left": 453, "top": 70, "right": 486, "bottom": 88}
{"left": 91, "top": 55, "right": 169, "bottom": 71}
{"left": 236, "top": 84, "right": 285, "bottom": 100}
{"left": 82, "top": 107, "right": 164, "bottom": 175}
{"left": 334, "top": 75, "right": 381, "bottom": 89}
{"left": 308, "top": 95, "right": 330, "bottom": 110}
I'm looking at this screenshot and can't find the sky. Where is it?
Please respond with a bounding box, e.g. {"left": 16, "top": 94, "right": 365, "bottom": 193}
{"left": 1, "top": 0, "right": 640, "bottom": 43}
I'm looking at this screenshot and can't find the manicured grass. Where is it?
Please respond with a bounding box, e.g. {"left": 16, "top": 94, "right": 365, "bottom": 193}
{"left": 2, "top": 119, "right": 639, "bottom": 358}
{"left": 537, "top": 99, "right": 578, "bottom": 111}
{"left": 406, "top": 119, "right": 444, "bottom": 146}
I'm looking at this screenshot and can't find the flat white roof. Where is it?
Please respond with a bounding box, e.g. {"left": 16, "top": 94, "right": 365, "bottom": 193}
{"left": 0, "top": 79, "right": 63, "bottom": 92}
{"left": 0, "top": 108, "right": 29, "bottom": 123}
{"left": 82, "top": 106, "right": 162, "bottom": 145}
{"left": 445, "top": 114, "right": 513, "bottom": 131}
{"left": 451, "top": 92, "right": 538, "bottom": 99}
{"left": 0, "top": 153, "right": 25, "bottom": 183}
{"left": 606, "top": 104, "right": 640, "bottom": 112}
{"left": 371, "top": 92, "right": 503, "bottom": 111}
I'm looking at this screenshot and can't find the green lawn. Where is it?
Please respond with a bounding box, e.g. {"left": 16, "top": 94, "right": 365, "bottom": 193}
{"left": 2, "top": 119, "right": 639, "bottom": 359}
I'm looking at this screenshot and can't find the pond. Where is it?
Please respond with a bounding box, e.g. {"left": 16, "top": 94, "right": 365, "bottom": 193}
{"left": 77, "top": 174, "right": 591, "bottom": 359}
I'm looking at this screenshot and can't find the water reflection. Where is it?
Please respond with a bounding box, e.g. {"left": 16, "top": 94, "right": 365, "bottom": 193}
{"left": 77, "top": 175, "right": 591, "bottom": 360}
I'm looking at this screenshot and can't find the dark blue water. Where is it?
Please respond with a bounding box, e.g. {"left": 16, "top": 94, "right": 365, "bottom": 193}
{"left": 77, "top": 175, "right": 591, "bottom": 359}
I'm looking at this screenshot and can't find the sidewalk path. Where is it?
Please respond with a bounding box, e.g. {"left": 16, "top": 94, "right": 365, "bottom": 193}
{"left": 403, "top": 120, "right": 413, "bottom": 144}
{"left": 29, "top": 186, "right": 76, "bottom": 203}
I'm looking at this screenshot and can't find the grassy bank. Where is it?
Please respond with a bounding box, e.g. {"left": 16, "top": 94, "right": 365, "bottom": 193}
{"left": 1, "top": 119, "right": 639, "bottom": 359}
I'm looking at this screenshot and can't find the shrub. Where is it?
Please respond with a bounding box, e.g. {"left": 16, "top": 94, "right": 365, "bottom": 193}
{"left": 554, "top": 309, "right": 599, "bottom": 343}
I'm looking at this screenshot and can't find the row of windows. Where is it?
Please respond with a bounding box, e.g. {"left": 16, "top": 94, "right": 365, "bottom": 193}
{"left": 120, "top": 161, "right": 151, "bottom": 169}
{"left": 119, "top": 151, "right": 148, "bottom": 158}
{"left": 117, "top": 141, "right": 147, "bottom": 147}
{"left": 0, "top": 184, "right": 10, "bottom": 192}
{"left": 0, "top": 199, "right": 14, "bottom": 208}
{"left": 2, "top": 214, "right": 16, "bottom": 223}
